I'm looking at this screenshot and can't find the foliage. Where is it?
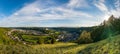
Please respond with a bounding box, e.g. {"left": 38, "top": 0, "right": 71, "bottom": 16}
{"left": 78, "top": 35, "right": 120, "bottom": 54}
{"left": 37, "top": 37, "right": 44, "bottom": 44}
{"left": 0, "top": 35, "right": 119, "bottom": 54}
{"left": 0, "top": 28, "right": 15, "bottom": 44}
{"left": 22, "top": 35, "right": 52, "bottom": 44}
{"left": 91, "top": 15, "right": 120, "bottom": 42}
{"left": 77, "top": 30, "right": 93, "bottom": 44}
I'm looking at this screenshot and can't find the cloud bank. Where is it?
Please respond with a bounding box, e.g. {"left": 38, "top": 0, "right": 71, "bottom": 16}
{"left": 0, "top": 0, "right": 119, "bottom": 27}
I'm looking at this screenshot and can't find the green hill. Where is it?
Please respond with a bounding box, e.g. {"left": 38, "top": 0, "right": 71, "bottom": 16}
{"left": 0, "top": 28, "right": 15, "bottom": 44}
{"left": 0, "top": 15, "right": 120, "bottom": 54}
{"left": 0, "top": 34, "right": 119, "bottom": 54}
{"left": 78, "top": 35, "right": 120, "bottom": 54}
{"left": 0, "top": 28, "right": 120, "bottom": 54}
{"left": 91, "top": 15, "right": 120, "bottom": 42}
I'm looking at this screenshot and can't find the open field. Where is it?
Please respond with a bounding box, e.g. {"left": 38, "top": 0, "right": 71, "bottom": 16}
{"left": 0, "top": 35, "right": 120, "bottom": 54}
{"left": 0, "top": 28, "right": 15, "bottom": 44}
{"left": 0, "top": 27, "right": 120, "bottom": 54}
{"left": 22, "top": 35, "right": 50, "bottom": 44}
{"left": 79, "top": 35, "right": 120, "bottom": 54}
{"left": 0, "top": 43, "right": 90, "bottom": 54}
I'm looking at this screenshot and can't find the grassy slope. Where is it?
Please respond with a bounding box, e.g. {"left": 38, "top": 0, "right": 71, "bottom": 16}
{"left": 0, "top": 28, "right": 15, "bottom": 44}
{"left": 0, "top": 28, "right": 89, "bottom": 54}
{"left": 32, "top": 43, "right": 90, "bottom": 54}
{"left": 78, "top": 35, "right": 120, "bottom": 54}
{"left": 0, "top": 43, "right": 89, "bottom": 54}
{"left": 0, "top": 28, "right": 120, "bottom": 54}
{"left": 3, "top": 35, "right": 119, "bottom": 54}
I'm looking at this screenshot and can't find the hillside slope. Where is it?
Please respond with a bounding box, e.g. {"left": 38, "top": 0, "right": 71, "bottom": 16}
{"left": 91, "top": 15, "right": 120, "bottom": 42}
{"left": 0, "top": 27, "right": 120, "bottom": 54}
{"left": 0, "top": 28, "right": 15, "bottom": 44}
{"left": 78, "top": 35, "right": 120, "bottom": 54}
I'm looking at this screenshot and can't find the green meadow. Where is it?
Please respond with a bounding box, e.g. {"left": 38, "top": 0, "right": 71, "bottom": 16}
{"left": 0, "top": 28, "right": 120, "bottom": 54}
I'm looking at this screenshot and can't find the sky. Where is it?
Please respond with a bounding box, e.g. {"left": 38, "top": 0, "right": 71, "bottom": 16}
{"left": 0, "top": 0, "right": 120, "bottom": 27}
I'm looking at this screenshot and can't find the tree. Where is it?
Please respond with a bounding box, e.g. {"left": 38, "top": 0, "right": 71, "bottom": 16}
{"left": 49, "top": 31, "right": 60, "bottom": 44}
{"left": 90, "top": 15, "right": 120, "bottom": 42}
{"left": 37, "top": 37, "right": 44, "bottom": 44}
{"left": 51, "top": 37, "right": 56, "bottom": 44}
{"left": 78, "top": 30, "right": 93, "bottom": 44}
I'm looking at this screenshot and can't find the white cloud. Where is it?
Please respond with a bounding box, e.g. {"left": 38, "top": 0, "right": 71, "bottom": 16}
{"left": 67, "top": 0, "right": 89, "bottom": 8}
{"left": 107, "top": 0, "right": 120, "bottom": 18}
{"left": 94, "top": 0, "right": 120, "bottom": 21}
{"left": 14, "top": 13, "right": 19, "bottom": 16}
{"left": 112, "top": 0, "right": 120, "bottom": 18}
{"left": 0, "top": 0, "right": 106, "bottom": 26}
{"left": 0, "top": 0, "right": 94, "bottom": 27}
{"left": 94, "top": 0, "right": 108, "bottom": 12}
{"left": 54, "top": 7, "right": 93, "bottom": 18}
{"left": 95, "top": 3, "right": 108, "bottom": 12}
{"left": 100, "top": 0, "right": 105, "bottom": 3}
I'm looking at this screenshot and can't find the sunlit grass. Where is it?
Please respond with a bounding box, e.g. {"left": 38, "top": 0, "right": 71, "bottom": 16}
{"left": 0, "top": 28, "right": 15, "bottom": 44}
{"left": 79, "top": 35, "right": 120, "bottom": 54}
{"left": 0, "top": 42, "right": 90, "bottom": 54}
{"left": 0, "top": 26, "right": 119, "bottom": 54}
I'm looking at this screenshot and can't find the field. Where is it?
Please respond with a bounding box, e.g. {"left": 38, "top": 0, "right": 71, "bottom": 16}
{"left": 0, "top": 35, "right": 120, "bottom": 54}
{"left": 0, "top": 28, "right": 120, "bottom": 54}
{"left": 79, "top": 35, "right": 120, "bottom": 54}
{"left": 0, "top": 28, "right": 90, "bottom": 54}
{"left": 22, "top": 35, "right": 50, "bottom": 44}
{"left": 0, "top": 43, "right": 90, "bottom": 54}
{"left": 0, "top": 28, "right": 15, "bottom": 44}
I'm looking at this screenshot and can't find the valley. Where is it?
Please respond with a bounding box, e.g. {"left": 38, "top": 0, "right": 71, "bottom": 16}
{"left": 0, "top": 15, "right": 120, "bottom": 54}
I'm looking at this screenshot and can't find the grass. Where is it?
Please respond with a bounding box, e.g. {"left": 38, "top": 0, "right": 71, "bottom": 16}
{"left": 22, "top": 35, "right": 50, "bottom": 44}
{"left": 0, "top": 28, "right": 15, "bottom": 44}
{"left": 78, "top": 35, "right": 120, "bottom": 54}
{"left": 0, "top": 43, "right": 90, "bottom": 54}
{"left": 32, "top": 43, "right": 89, "bottom": 54}
{"left": 0, "top": 28, "right": 120, "bottom": 54}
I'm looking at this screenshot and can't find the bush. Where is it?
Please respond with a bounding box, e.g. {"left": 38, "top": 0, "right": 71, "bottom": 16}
{"left": 77, "top": 30, "right": 93, "bottom": 44}
{"left": 37, "top": 37, "right": 44, "bottom": 44}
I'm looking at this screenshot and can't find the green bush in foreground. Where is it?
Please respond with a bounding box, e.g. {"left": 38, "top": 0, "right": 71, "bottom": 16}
{"left": 77, "top": 30, "right": 93, "bottom": 44}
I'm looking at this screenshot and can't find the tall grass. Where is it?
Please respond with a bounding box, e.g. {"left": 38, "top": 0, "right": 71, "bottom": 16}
{"left": 78, "top": 35, "right": 120, "bottom": 54}
{"left": 0, "top": 28, "right": 15, "bottom": 44}
{"left": 0, "top": 43, "right": 89, "bottom": 54}
{"left": 1, "top": 28, "right": 119, "bottom": 54}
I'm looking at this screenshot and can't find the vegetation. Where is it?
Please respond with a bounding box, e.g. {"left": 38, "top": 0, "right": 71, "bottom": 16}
{"left": 0, "top": 43, "right": 89, "bottom": 54}
{"left": 0, "top": 15, "right": 120, "bottom": 54}
{"left": 77, "top": 30, "right": 93, "bottom": 44}
{"left": 0, "top": 35, "right": 119, "bottom": 54}
{"left": 91, "top": 15, "right": 120, "bottom": 42}
{"left": 0, "top": 28, "right": 15, "bottom": 44}
{"left": 11, "top": 29, "right": 58, "bottom": 44}
{"left": 21, "top": 35, "right": 57, "bottom": 44}
{"left": 78, "top": 35, "right": 120, "bottom": 54}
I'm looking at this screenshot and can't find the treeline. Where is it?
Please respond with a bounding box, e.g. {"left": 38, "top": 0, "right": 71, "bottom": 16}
{"left": 77, "top": 15, "right": 120, "bottom": 44}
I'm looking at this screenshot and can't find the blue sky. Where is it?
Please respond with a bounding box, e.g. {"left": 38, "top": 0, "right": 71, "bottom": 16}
{"left": 0, "top": 0, "right": 120, "bottom": 27}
